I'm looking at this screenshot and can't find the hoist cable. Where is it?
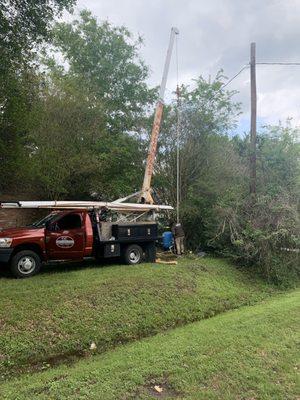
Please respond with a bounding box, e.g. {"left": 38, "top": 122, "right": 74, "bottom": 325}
{"left": 175, "top": 33, "right": 180, "bottom": 224}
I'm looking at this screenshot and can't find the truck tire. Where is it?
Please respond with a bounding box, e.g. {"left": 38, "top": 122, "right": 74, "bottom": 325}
{"left": 124, "top": 244, "right": 143, "bottom": 265}
{"left": 10, "top": 250, "right": 41, "bottom": 278}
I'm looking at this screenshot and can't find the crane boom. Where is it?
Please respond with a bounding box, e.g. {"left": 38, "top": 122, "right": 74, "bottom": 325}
{"left": 140, "top": 27, "right": 179, "bottom": 204}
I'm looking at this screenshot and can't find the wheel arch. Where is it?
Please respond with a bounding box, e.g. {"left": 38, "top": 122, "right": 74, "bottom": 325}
{"left": 11, "top": 243, "right": 44, "bottom": 261}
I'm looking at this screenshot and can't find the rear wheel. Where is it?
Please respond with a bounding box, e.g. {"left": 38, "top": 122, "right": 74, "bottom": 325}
{"left": 124, "top": 244, "right": 143, "bottom": 265}
{"left": 10, "top": 250, "right": 41, "bottom": 278}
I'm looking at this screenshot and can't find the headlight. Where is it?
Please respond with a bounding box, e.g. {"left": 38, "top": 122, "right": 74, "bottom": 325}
{"left": 0, "top": 238, "right": 13, "bottom": 248}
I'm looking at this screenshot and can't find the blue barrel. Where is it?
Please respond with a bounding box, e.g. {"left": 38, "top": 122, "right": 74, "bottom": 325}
{"left": 162, "top": 231, "right": 173, "bottom": 250}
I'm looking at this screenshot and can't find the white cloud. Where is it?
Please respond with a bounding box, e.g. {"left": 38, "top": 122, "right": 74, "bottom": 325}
{"left": 75, "top": 0, "right": 300, "bottom": 129}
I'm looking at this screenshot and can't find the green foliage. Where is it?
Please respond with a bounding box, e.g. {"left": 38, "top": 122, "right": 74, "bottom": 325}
{"left": 210, "top": 194, "right": 299, "bottom": 286}
{"left": 21, "top": 10, "right": 155, "bottom": 199}
{"left": 154, "top": 80, "right": 299, "bottom": 287}
{"left": 257, "top": 123, "right": 300, "bottom": 198}
{"left": 52, "top": 10, "right": 155, "bottom": 134}
{"left": 210, "top": 200, "right": 299, "bottom": 286}
{"left": 0, "top": 68, "right": 41, "bottom": 191}
{"left": 211, "top": 125, "right": 299, "bottom": 286}
{"left": 155, "top": 74, "right": 244, "bottom": 248}
{"left": 26, "top": 77, "right": 104, "bottom": 198}
{"left": 0, "top": 0, "right": 75, "bottom": 192}
{"left": 94, "top": 132, "right": 144, "bottom": 199}
{"left": 0, "top": 0, "right": 74, "bottom": 68}
{"left": 25, "top": 75, "right": 145, "bottom": 199}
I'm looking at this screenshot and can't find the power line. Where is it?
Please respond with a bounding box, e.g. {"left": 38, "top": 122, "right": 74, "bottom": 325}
{"left": 199, "top": 65, "right": 249, "bottom": 106}
{"left": 221, "top": 65, "right": 249, "bottom": 89}
{"left": 174, "top": 59, "right": 300, "bottom": 104}
{"left": 218, "top": 60, "right": 300, "bottom": 92}
{"left": 256, "top": 62, "right": 300, "bottom": 65}
{"left": 171, "top": 61, "right": 300, "bottom": 97}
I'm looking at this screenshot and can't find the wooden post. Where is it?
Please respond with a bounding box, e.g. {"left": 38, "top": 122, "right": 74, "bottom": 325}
{"left": 250, "top": 42, "right": 257, "bottom": 196}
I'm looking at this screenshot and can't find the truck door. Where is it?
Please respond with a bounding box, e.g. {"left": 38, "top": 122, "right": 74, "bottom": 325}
{"left": 46, "top": 212, "right": 85, "bottom": 260}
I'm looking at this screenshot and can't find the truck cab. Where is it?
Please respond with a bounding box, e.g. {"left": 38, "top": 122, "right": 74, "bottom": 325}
{"left": 0, "top": 209, "right": 157, "bottom": 278}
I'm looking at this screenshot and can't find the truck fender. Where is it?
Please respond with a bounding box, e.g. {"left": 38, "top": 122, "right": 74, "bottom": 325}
{"left": 11, "top": 243, "right": 44, "bottom": 261}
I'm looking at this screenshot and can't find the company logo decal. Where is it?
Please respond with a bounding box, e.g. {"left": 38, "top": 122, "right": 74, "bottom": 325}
{"left": 56, "top": 236, "right": 75, "bottom": 248}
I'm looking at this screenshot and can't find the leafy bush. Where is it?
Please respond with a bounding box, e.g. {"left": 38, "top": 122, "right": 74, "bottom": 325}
{"left": 210, "top": 194, "right": 300, "bottom": 286}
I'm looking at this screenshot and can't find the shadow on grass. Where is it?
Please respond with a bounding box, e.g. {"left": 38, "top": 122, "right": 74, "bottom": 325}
{"left": 0, "top": 257, "right": 121, "bottom": 279}
{"left": 41, "top": 258, "right": 119, "bottom": 275}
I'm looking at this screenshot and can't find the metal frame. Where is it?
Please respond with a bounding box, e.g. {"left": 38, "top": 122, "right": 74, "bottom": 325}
{"left": 0, "top": 200, "right": 172, "bottom": 212}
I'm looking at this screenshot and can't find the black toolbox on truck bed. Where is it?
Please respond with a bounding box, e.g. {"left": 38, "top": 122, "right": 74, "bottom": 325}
{"left": 112, "top": 223, "right": 157, "bottom": 241}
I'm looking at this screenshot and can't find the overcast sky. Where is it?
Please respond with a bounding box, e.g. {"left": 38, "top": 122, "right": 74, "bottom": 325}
{"left": 76, "top": 0, "right": 300, "bottom": 134}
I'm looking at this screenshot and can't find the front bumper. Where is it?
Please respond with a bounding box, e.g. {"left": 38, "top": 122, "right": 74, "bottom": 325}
{"left": 0, "top": 248, "right": 13, "bottom": 263}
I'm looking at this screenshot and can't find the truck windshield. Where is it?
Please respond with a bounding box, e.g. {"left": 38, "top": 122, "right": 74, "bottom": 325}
{"left": 31, "top": 213, "right": 58, "bottom": 228}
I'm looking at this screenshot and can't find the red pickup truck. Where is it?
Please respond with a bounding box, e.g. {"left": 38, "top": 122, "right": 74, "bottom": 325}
{"left": 0, "top": 209, "right": 157, "bottom": 278}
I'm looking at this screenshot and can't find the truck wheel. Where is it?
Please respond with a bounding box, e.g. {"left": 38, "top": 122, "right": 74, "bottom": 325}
{"left": 10, "top": 250, "right": 41, "bottom": 278}
{"left": 124, "top": 244, "right": 143, "bottom": 265}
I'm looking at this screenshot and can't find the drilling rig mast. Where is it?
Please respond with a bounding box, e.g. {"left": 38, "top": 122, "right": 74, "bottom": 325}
{"left": 139, "top": 27, "right": 179, "bottom": 204}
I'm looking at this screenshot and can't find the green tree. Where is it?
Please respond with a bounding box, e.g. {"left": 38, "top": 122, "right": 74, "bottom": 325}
{"left": 26, "top": 73, "right": 145, "bottom": 200}
{"left": 0, "top": 0, "right": 74, "bottom": 69}
{"left": 0, "top": 69, "right": 40, "bottom": 190}
{"left": 26, "top": 11, "right": 155, "bottom": 199}
{"left": 210, "top": 124, "right": 300, "bottom": 285}
{"left": 51, "top": 10, "right": 155, "bottom": 135}
{"left": 27, "top": 81, "right": 145, "bottom": 200}
{"left": 26, "top": 76, "right": 103, "bottom": 199}
{"left": 0, "top": 0, "right": 75, "bottom": 192}
{"left": 256, "top": 123, "right": 300, "bottom": 199}
{"left": 154, "top": 74, "right": 243, "bottom": 248}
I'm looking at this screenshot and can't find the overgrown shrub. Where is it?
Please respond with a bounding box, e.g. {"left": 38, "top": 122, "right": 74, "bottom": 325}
{"left": 210, "top": 194, "right": 300, "bottom": 286}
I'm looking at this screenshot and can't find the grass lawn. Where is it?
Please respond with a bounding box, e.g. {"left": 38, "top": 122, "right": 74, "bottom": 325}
{"left": 1, "top": 289, "right": 298, "bottom": 399}
{"left": 0, "top": 257, "right": 279, "bottom": 378}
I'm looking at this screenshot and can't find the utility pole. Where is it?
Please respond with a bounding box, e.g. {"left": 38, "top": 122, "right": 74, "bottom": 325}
{"left": 250, "top": 42, "right": 257, "bottom": 197}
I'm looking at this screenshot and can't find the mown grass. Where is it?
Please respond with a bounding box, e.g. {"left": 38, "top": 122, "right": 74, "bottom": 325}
{"left": 1, "top": 290, "right": 298, "bottom": 400}
{"left": 0, "top": 257, "right": 279, "bottom": 379}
